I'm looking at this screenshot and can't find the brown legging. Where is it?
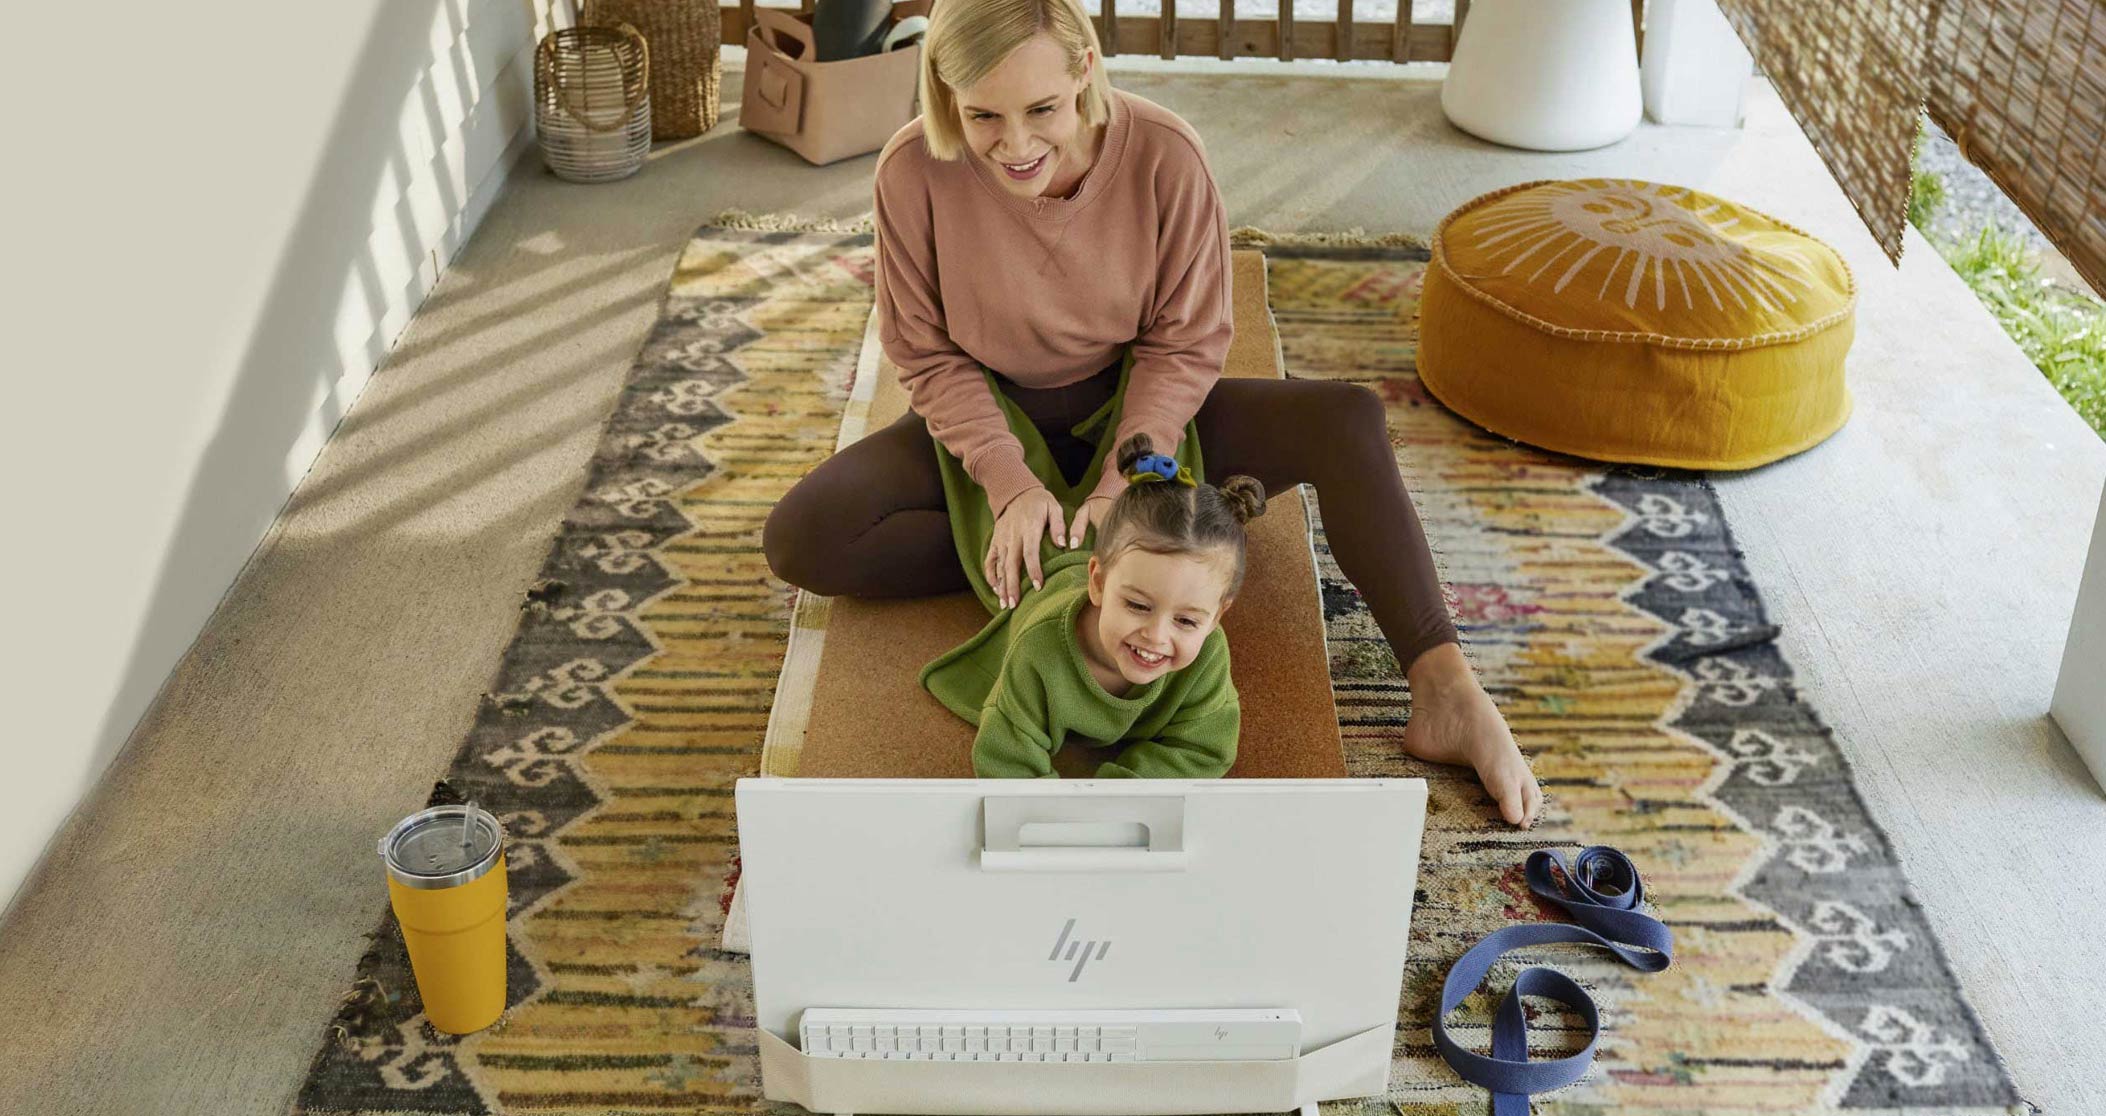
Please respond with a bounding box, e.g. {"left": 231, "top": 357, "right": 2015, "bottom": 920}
{"left": 762, "top": 360, "right": 1458, "bottom": 671}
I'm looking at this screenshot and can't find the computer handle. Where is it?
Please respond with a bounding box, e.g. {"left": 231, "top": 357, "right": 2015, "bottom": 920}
{"left": 978, "top": 847, "right": 1190, "bottom": 872}
{"left": 979, "top": 795, "right": 1188, "bottom": 873}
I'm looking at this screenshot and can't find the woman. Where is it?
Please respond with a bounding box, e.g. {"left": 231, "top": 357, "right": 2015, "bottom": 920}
{"left": 762, "top": 0, "right": 1540, "bottom": 826}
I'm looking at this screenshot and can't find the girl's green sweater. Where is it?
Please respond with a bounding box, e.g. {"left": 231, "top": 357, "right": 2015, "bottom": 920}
{"left": 915, "top": 352, "right": 1240, "bottom": 778}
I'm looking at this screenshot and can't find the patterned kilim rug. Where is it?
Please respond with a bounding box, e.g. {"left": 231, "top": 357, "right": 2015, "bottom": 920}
{"left": 290, "top": 220, "right": 2026, "bottom": 1115}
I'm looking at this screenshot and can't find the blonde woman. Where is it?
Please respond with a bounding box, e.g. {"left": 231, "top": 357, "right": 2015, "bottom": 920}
{"left": 762, "top": 0, "right": 1541, "bottom": 828}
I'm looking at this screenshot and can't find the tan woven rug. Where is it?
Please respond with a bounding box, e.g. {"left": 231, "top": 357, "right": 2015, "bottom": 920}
{"left": 289, "top": 217, "right": 2023, "bottom": 1115}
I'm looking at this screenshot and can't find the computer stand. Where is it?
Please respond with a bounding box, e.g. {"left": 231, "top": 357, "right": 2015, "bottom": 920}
{"left": 757, "top": 1024, "right": 1395, "bottom": 1115}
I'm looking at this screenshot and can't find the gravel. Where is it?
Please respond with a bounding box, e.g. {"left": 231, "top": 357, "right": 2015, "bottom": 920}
{"left": 1916, "top": 116, "right": 2089, "bottom": 293}
{"left": 1916, "top": 121, "right": 2052, "bottom": 252}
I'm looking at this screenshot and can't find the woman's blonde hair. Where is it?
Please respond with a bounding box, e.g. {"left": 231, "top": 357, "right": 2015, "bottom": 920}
{"left": 917, "top": 0, "right": 1113, "bottom": 162}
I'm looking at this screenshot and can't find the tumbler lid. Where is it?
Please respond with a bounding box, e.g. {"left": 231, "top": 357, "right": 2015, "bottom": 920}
{"left": 379, "top": 804, "right": 504, "bottom": 890}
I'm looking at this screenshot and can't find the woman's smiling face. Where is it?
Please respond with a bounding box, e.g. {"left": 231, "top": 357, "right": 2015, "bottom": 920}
{"left": 954, "top": 33, "right": 1095, "bottom": 199}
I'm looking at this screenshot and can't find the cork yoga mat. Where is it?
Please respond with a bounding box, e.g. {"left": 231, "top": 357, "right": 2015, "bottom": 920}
{"left": 289, "top": 220, "right": 2022, "bottom": 1115}
{"left": 781, "top": 247, "right": 1346, "bottom": 781}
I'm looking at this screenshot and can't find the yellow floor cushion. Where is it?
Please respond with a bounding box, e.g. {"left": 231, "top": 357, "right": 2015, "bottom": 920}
{"left": 1417, "top": 178, "right": 1856, "bottom": 470}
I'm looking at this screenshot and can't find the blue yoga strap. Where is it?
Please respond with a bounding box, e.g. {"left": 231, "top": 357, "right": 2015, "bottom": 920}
{"left": 1430, "top": 847, "right": 1675, "bottom": 1116}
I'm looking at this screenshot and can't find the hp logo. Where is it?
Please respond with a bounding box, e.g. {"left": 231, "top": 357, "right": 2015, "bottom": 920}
{"left": 1048, "top": 918, "right": 1111, "bottom": 982}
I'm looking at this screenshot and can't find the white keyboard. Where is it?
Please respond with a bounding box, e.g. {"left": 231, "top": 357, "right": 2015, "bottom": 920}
{"left": 796, "top": 1008, "right": 1302, "bottom": 1062}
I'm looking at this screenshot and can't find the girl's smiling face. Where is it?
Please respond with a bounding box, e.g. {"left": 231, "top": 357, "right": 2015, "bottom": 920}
{"left": 954, "top": 33, "right": 1096, "bottom": 200}
{"left": 1085, "top": 548, "right": 1235, "bottom": 686}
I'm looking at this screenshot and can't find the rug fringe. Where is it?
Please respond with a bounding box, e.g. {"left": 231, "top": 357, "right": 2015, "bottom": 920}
{"left": 707, "top": 208, "right": 1426, "bottom": 248}
{"left": 711, "top": 208, "right": 875, "bottom": 233}
{"left": 1228, "top": 225, "right": 1426, "bottom": 249}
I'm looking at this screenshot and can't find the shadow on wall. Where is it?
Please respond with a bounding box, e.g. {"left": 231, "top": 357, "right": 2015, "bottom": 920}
{"left": 75, "top": 0, "right": 555, "bottom": 822}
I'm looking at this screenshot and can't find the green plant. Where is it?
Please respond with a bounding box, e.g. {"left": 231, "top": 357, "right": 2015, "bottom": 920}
{"left": 1908, "top": 165, "right": 1947, "bottom": 231}
{"left": 1908, "top": 124, "right": 1946, "bottom": 232}
{"left": 1940, "top": 225, "right": 2106, "bottom": 437}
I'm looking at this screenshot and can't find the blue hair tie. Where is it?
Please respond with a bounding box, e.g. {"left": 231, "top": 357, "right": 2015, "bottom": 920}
{"left": 1126, "top": 453, "right": 1195, "bottom": 487}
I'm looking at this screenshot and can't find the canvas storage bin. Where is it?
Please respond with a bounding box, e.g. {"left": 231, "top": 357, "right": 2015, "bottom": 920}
{"left": 741, "top": 0, "right": 931, "bottom": 165}
{"left": 1416, "top": 178, "right": 1857, "bottom": 470}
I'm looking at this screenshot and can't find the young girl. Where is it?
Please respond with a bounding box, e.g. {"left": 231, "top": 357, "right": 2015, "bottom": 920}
{"left": 921, "top": 424, "right": 1263, "bottom": 779}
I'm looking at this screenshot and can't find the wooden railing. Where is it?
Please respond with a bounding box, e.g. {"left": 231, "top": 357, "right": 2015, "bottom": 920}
{"left": 721, "top": 1, "right": 1644, "bottom": 66}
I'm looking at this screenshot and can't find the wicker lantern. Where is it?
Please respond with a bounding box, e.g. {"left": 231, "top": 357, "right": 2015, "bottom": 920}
{"left": 534, "top": 24, "right": 652, "bottom": 184}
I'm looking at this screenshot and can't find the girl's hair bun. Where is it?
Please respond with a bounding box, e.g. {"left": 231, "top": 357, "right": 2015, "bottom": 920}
{"left": 1095, "top": 439, "right": 1263, "bottom": 602}
{"left": 1114, "top": 432, "right": 1155, "bottom": 476}
{"left": 1217, "top": 475, "right": 1267, "bottom": 525}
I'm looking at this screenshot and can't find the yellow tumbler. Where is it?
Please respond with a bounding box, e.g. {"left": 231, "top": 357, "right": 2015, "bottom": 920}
{"left": 379, "top": 802, "right": 508, "bottom": 1034}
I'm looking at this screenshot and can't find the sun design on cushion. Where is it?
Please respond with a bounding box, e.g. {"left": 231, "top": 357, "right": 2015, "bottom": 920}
{"left": 1466, "top": 179, "right": 1822, "bottom": 314}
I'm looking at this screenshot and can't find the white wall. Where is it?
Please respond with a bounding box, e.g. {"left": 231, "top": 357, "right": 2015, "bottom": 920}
{"left": 2054, "top": 479, "right": 2106, "bottom": 790}
{"left": 3, "top": 0, "right": 562, "bottom": 908}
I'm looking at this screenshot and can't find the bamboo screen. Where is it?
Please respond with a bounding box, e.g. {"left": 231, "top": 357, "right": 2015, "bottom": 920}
{"left": 1714, "top": 0, "right": 2106, "bottom": 294}
{"left": 1926, "top": 1, "right": 2106, "bottom": 295}
{"left": 1712, "top": 0, "right": 1936, "bottom": 263}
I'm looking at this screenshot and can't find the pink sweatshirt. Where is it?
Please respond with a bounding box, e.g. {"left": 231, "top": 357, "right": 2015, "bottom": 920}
{"left": 871, "top": 86, "right": 1235, "bottom": 516}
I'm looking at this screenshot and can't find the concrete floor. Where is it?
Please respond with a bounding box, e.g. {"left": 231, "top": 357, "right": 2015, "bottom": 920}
{"left": 1, "top": 55, "right": 2101, "bottom": 1114}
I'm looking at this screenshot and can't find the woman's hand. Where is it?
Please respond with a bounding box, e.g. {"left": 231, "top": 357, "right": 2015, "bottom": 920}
{"left": 986, "top": 488, "right": 1068, "bottom": 609}
{"left": 1065, "top": 495, "right": 1117, "bottom": 556}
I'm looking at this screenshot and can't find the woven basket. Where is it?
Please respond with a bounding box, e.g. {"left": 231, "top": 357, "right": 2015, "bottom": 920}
{"left": 535, "top": 24, "right": 652, "bottom": 184}
{"left": 584, "top": 0, "right": 721, "bottom": 140}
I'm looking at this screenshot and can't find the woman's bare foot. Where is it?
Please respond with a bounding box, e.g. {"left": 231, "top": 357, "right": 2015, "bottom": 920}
{"left": 1401, "top": 642, "right": 1542, "bottom": 828}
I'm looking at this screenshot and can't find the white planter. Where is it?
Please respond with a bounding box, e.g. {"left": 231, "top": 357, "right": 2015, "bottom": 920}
{"left": 2052, "top": 478, "right": 2106, "bottom": 793}
{"left": 1640, "top": 0, "right": 1753, "bottom": 127}
{"left": 1440, "top": 0, "right": 1643, "bottom": 151}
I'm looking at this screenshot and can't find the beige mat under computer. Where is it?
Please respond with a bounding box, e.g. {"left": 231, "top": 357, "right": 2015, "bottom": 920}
{"left": 783, "top": 249, "right": 1345, "bottom": 781}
